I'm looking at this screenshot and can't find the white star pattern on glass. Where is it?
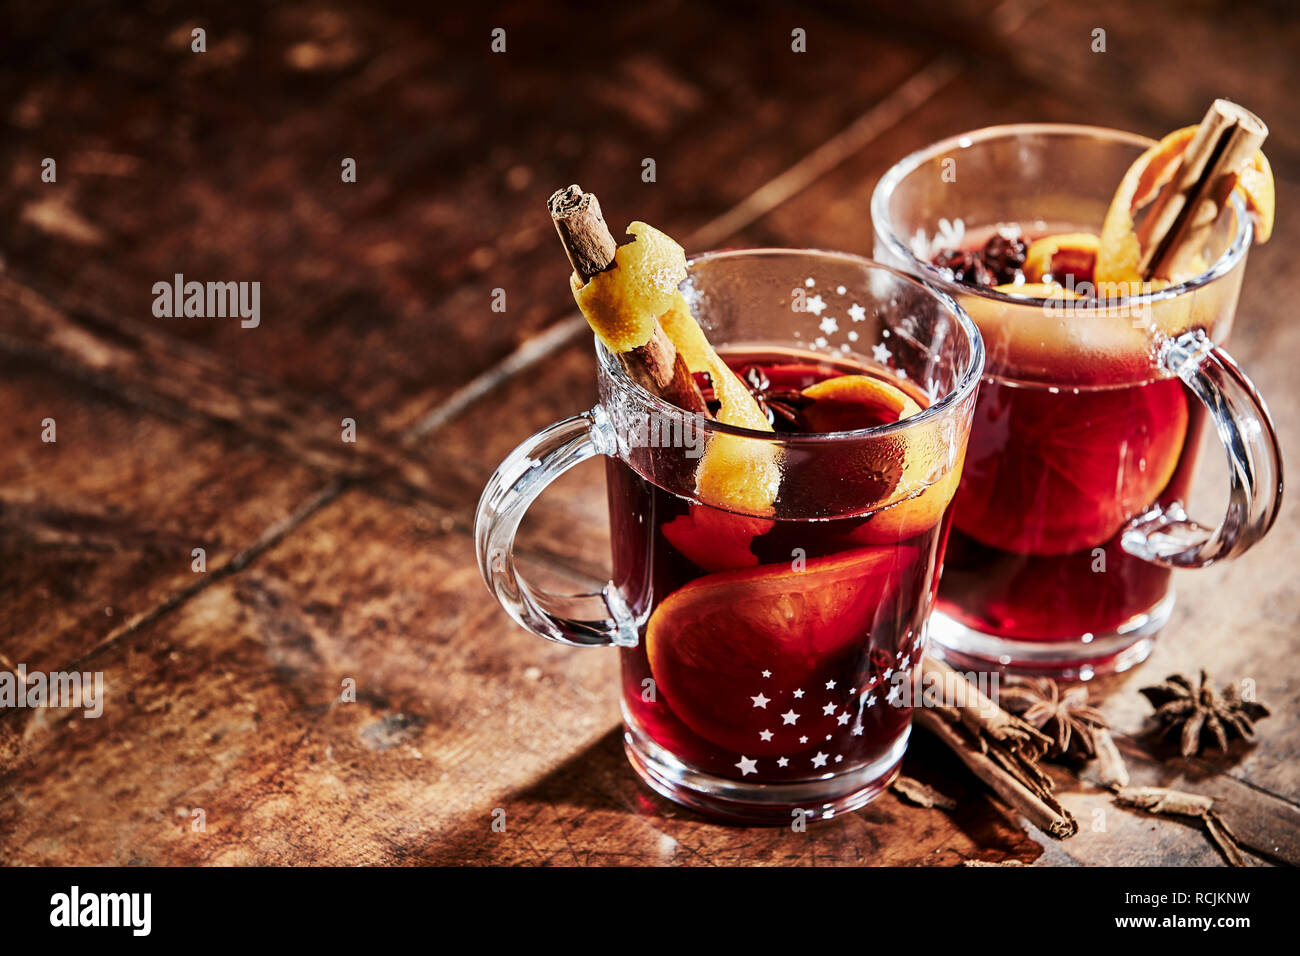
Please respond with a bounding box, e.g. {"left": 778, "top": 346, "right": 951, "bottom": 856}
{"left": 848, "top": 303, "right": 866, "bottom": 323}
{"left": 872, "top": 342, "right": 891, "bottom": 364}
{"left": 887, "top": 683, "right": 902, "bottom": 705}
{"left": 799, "top": 735, "right": 808, "bottom": 744}
{"left": 735, "top": 756, "right": 757, "bottom": 776}
{"left": 806, "top": 294, "right": 826, "bottom": 315}
{"left": 882, "top": 667, "right": 893, "bottom": 680}
{"left": 759, "top": 729, "right": 774, "bottom": 741}
{"left": 761, "top": 670, "right": 772, "bottom": 678}
{"left": 851, "top": 724, "right": 864, "bottom": 736}
{"left": 822, "top": 703, "right": 836, "bottom": 716}
{"left": 866, "top": 695, "right": 878, "bottom": 708}
{"left": 793, "top": 689, "right": 804, "bottom": 698}
{"left": 805, "top": 277, "right": 815, "bottom": 287}
{"left": 836, "top": 712, "right": 850, "bottom": 725}
{"left": 781, "top": 709, "right": 799, "bottom": 725}
{"left": 818, "top": 316, "right": 838, "bottom": 335}
{"left": 777, "top": 757, "right": 789, "bottom": 768}
{"left": 811, "top": 752, "right": 828, "bottom": 768}
{"left": 835, "top": 755, "right": 843, "bottom": 763}
{"left": 751, "top": 692, "right": 770, "bottom": 709}
{"left": 938, "top": 217, "right": 965, "bottom": 249}
{"left": 824, "top": 680, "right": 836, "bottom": 690}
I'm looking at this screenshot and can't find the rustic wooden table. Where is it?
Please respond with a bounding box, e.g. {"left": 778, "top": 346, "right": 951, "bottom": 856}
{"left": 1, "top": 0, "right": 1297, "bottom": 866}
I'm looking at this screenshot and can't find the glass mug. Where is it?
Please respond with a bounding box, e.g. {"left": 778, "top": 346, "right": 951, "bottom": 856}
{"left": 476, "top": 250, "right": 983, "bottom": 823}
{"left": 872, "top": 124, "right": 1284, "bottom": 678}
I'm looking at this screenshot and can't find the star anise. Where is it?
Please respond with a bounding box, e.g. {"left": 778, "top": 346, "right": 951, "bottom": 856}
{"left": 998, "top": 678, "right": 1110, "bottom": 760}
{"left": 739, "top": 365, "right": 813, "bottom": 431}
{"left": 1139, "top": 671, "right": 1270, "bottom": 758}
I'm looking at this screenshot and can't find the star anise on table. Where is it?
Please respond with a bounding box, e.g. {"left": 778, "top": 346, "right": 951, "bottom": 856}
{"left": 1139, "top": 671, "right": 1271, "bottom": 758}
{"left": 998, "top": 678, "right": 1111, "bottom": 760}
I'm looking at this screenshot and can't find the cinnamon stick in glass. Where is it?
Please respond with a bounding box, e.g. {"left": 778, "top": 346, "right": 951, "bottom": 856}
{"left": 1139, "top": 99, "right": 1267, "bottom": 280}
{"left": 548, "top": 186, "right": 710, "bottom": 415}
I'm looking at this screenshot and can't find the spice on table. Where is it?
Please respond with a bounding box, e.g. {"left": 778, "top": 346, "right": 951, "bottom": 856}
{"left": 1113, "top": 785, "right": 1247, "bottom": 867}
{"left": 892, "top": 775, "right": 958, "bottom": 811}
{"left": 1139, "top": 670, "right": 1271, "bottom": 758}
{"left": 999, "top": 678, "right": 1108, "bottom": 759}
{"left": 1000, "top": 677, "right": 1130, "bottom": 788}
{"left": 915, "top": 657, "right": 1077, "bottom": 839}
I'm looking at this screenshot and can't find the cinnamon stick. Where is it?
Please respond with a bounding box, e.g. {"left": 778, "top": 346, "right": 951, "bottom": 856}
{"left": 915, "top": 709, "right": 1078, "bottom": 838}
{"left": 923, "top": 656, "right": 1053, "bottom": 758}
{"left": 916, "top": 656, "right": 1078, "bottom": 838}
{"left": 548, "top": 186, "right": 710, "bottom": 415}
{"left": 1139, "top": 100, "right": 1268, "bottom": 280}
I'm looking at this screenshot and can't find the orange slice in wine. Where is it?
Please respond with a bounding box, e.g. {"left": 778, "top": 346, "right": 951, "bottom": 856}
{"left": 786, "top": 374, "right": 923, "bottom": 514}
{"left": 850, "top": 452, "right": 963, "bottom": 545}
{"left": 662, "top": 505, "right": 775, "bottom": 572}
{"left": 659, "top": 293, "right": 781, "bottom": 515}
{"left": 800, "top": 374, "right": 922, "bottom": 430}
{"left": 952, "top": 377, "right": 1189, "bottom": 555}
{"left": 1022, "top": 233, "right": 1100, "bottom": 284}
{"left": 646, "top": 546, "right": 913, "bottom": 754}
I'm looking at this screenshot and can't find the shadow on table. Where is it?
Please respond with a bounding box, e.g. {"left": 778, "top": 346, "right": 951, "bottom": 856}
{"left": 415, "top": 725, "right": 1048, "bottom": 865}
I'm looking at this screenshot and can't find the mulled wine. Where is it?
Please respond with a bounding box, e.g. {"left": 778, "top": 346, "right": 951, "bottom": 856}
{"left": 610, "top": 350, "right": 953, "bottom": 790}
{"left": 932, "top": 229, "right": 1202, "bottom": 648}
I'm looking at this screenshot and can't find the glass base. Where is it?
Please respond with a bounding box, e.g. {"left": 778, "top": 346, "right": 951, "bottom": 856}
{"left": 622, "top": 707, "right": 907, "bottom": 825}
{"left": 928, "top": 590, "right": 1174, "bottom": 680}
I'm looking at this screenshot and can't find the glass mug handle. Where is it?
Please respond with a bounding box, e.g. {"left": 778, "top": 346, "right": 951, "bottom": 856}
{"left": 1122, "top": 330, "right": 1284, "bottom": 569}
{"left": 475, "top": 406, "right": 639, "bottom": 648}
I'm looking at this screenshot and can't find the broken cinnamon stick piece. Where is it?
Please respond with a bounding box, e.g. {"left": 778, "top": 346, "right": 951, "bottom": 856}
{"left": 1139, "top": 99, "right": 1268, "bottom": 280}
{"left": 892, "top": 775, "right": 958, "bottom": 810}
{"left": 1093, "top": 728, "right": 1130, "bottom": 789}
{"left": 1113, "top": 785, "right": 1247, "bottom": 866}
{"left": 548, "top": 185, "right": 710, "bottom": 415}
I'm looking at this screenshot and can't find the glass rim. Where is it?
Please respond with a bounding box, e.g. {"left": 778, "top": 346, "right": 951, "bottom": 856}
{"left": 869, "top": 122, "right": 1253, "bottom": 310}
{"left": 595, "top": 247, "right": 985, "bottom": 445}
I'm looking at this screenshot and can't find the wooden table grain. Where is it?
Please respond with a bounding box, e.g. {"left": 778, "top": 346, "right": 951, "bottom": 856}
{"left": 1, "top": 0, "right": 1297, "bottom": 866}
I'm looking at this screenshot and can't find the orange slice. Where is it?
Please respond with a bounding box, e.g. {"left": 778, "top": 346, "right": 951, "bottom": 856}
{"left": 1097, "top": 126, "right": 1199, "bottom": 285}
{"left": 992, "top": 281, "right": 1083, "bottom": 300}
{"left": 1022, "top": 233, "right": 1100, "bottom": 283}
{"left": 662, "top": 505, "right": 775, "bottom": 572}
{"left": 646, "top": 546, "right": 912, "bottom": 754}
{"left": 1236, "top": 150, "right": 1275, "bottom": 243}
{"left": 789, "top": 374, "right": 924, "bottom": 513}
{"left": 850, "top": 451, "right": 964, "bottom": 545}
{"left": 659, "top": 293, "right": 781, "bottom": 515}
{"left": 800, "top": 374, "right": 922, "bottom": 430}
{"left": 951, "top": 377, "right": 1189, "bottom": 555}
{"left": 1097, "top": 126, "right": 1275, "bottom": 285}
